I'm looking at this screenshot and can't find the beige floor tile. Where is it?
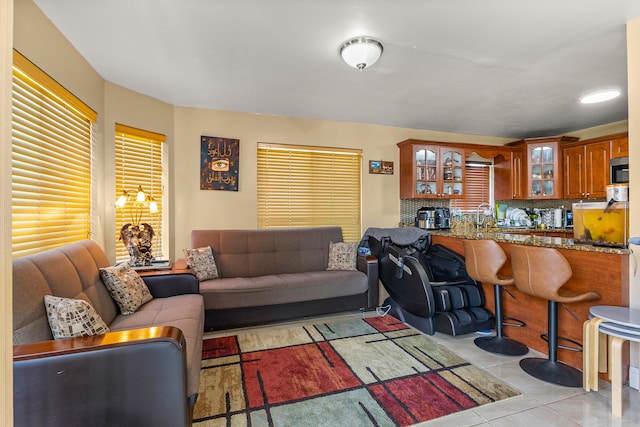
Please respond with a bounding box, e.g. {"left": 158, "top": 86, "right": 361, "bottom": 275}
{"left": 488, "top": 405, "right": 581, "bottom": 426}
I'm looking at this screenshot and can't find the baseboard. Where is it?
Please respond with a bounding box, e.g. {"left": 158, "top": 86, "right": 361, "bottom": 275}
{"left": 630, "top": 366, "right": 640, "bottom": 390}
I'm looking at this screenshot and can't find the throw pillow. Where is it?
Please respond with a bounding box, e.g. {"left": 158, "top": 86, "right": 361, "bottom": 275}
{"left": 327, "top": 241, "right": 358, "bottom": 271}
{"left": 183, "top": 246, "right": 219, "bottom": 281}
{"left": 99, "top": 263, "right": 153, "bottom": 315}
{"left": 44, "top": 295, "right": 110, "bottom": 339}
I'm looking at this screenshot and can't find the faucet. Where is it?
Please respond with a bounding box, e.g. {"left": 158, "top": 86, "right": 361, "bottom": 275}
{"left": 476, "top": 203, "right": 492, "bottom": 229}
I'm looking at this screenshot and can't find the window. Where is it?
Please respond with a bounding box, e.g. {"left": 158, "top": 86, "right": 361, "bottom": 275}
{"left": 11, "top": 51, "right": 97, "bottom": 258}
{"left": 257, "top": 143, "right": 362, "bottom": 242}
{"left": 451, "top": 162, "right": 493, "bottom": 213}
{"left": 115, "top": 124, "right": 166, "bottom": 262}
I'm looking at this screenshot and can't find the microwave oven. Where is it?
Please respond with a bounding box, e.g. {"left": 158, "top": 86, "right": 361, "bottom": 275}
{"left": 610, "top": 157, "right": 629, "bottom": 184}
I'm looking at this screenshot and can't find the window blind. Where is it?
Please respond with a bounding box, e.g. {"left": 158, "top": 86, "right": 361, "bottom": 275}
{"left": 257, "top": 143, "right": 362, "bottom": 243}
{"left": 11, "top": 50, "right": 97, "bottom": 258}
{"left": 115, "top": 124, "right": 165, "bottom": 261}
{"left": 451, "top": 163, "right": 492, "bottom": 213}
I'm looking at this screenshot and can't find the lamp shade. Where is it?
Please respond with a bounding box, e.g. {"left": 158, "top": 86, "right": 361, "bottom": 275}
{"left": 340, "top": 37, "right": 383, "bottom": 71}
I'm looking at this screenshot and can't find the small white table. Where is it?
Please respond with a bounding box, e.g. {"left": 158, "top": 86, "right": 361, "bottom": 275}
{"left": 584, "top": 306, "right": 640, "bottom": 417}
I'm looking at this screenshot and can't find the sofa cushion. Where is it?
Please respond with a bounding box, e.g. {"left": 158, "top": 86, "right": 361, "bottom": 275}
{"left": 327, "top": 241, "right": 358, "bottom": 271}
{"left": 183, "top": 246, "right": 219, "bottom": 281}
{"left": 13, "top": 240, "right": 117, "bottom": 345}
{"left": 44, "top": 295, "right": 110, "bottom": 339}
{"left": 109, "top": 293, "right": 205, "bottom": 399}
{"left": 199, "top": 270, "right": 369, "bottom": 310}
{"left": 99, "top": 263, "right": 153, "bottom": 315}
{"left": 190, "top": 227, "right": 344, "bottom": 277}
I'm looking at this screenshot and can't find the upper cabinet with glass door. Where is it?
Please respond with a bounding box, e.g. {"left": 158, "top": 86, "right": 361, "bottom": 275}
{"left": 398, "top": 140, "right": 465, "bottom": 199}
{"left": 441, "top": 149, "right": 464, "bottom": 197}
{"left": 525, "top": 136, "right": 577, "bottom": 199}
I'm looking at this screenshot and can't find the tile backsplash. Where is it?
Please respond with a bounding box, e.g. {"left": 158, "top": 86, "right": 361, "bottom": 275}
{"left": 399, "top": 197, "right": 605, "bottom": 226}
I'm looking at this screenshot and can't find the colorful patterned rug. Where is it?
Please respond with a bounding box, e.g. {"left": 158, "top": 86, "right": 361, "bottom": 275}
{"left": 193, "top": 315, "right": 520, "bottom": 426}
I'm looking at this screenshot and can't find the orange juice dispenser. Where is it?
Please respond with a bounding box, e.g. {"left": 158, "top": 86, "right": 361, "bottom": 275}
{"left": 572, "top": 201, "right": 629, "bottom": 248}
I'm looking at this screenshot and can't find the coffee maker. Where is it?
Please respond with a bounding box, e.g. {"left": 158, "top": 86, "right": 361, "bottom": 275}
{"left": 435, "top": 207, "right": 451, "bottom": 229}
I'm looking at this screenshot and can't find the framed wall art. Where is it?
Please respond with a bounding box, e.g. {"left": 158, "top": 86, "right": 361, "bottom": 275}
{"left": 369, "top": 160, "right": 394, "bottom": 175}
{"left": 200, "top": 135, "right": 239, "bottom": 191}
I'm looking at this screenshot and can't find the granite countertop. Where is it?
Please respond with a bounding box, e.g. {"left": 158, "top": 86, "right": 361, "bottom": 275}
{"left": 427, "top": 228, "right": 630, "bottom": 255}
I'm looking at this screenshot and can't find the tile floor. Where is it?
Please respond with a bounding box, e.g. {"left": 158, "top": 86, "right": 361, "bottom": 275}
{"left": 204, "top": 311, "right": 640, "bottom": 427}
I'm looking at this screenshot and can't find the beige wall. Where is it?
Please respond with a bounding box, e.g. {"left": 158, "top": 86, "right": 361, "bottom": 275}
{"left": 103, "top": 82, "right": 175, "bottom": 261}
{"left": 627, "top": 16, "right": 640, "bottom": 381}
{"left": 172, "top": 107, "right": 511, "bottom": 257}
{"left": 1, "top": 0, "right": 12, "bottom": 424}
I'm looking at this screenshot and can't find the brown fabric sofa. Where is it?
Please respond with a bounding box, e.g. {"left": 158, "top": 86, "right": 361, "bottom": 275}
{"left": 175, "top": 227, "right": 379, "bottom": 331}
{"left": 12, "top": 240, "right": 204, "bottom": 427}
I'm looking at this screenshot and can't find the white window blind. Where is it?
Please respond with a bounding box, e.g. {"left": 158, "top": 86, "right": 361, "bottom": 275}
{"left": 115, "top": 124, "right": 165, "bottom": 261}
{"left": 11, "top": 50, "right": 97, "bottom": 258}
{"left": 257, "top": 143, "right": 362, "bottom": 243}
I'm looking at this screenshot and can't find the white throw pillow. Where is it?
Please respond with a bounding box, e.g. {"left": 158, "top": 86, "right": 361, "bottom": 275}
{"left": 99, "top": 263, "right": 153, "bottom": 315}
{"left": 44, "top": 295, "right": 110, "bottom": 339}
{"left": 327, "top": 241, "right": 358, "bottom": 271}
{"left": 183, "top": 246, "right": 219, "bottom": 281}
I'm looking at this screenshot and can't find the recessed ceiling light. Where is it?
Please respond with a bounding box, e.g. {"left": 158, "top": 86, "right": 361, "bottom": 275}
{"left": 580, "top": 89, "right": 621, "bottom": 104}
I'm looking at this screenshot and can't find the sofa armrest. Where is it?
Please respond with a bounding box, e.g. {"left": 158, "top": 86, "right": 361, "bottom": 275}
{"left": 14, "top": 327, "right": 190, "bottom": 427}
{"left": 141, "top": 271, "right": 199, "bottom": 297}
{"left": 358, "top": 254, "right": 379, "bottom": 309}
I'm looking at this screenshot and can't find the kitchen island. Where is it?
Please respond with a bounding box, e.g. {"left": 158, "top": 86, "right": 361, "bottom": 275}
{"left": 428, "top": 228, "right": 629, "bottom": 372}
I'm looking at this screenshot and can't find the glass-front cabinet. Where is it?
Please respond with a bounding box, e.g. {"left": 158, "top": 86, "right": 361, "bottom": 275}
{"left": 524, "top": 137, "right": 576, "bottom": 199}
{"left": 399, "top": 140, "right": 465, "bottom": 199}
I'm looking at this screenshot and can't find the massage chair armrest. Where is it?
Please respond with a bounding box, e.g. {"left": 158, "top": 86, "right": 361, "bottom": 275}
{"left": 141, "top": 270, "right": 200, "bottom": 297}
{"left": 14, "top": 326, "right": 191, "bottom": 427}
{"left": 358, "top": 254, "right": 379, "bottom": 308}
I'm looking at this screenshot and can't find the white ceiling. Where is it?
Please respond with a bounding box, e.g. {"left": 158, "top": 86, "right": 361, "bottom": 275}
{"left": 33, "top": 0, "right": 640, "bottom": 139}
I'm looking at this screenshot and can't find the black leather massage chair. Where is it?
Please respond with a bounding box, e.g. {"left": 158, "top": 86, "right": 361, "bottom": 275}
{"left": 368, "top": 235, "right": 494, "bottom": 336}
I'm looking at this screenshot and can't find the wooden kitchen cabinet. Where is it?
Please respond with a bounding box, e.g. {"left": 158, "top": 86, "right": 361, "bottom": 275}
{"left": 494, "top": 148, "right": 525, "bottom": 200}
{"left": 398, "top": 140, "right": 465, "bottom": 199}
{"left": 610, "top": 132, "right": 628, "bottom": 158}
{"left": 525, "top": 136, "right": 577, "bottom": 199}
{"left": 563, "top": 140, "right": 610, "bottom": 199}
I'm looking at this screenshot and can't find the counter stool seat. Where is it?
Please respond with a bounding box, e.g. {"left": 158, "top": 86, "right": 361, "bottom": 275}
{"left": 463, "top": 239, "right": 528, "bottom": 356}
{"left": 511, "top": 245, "right": 599, "bottom": 387}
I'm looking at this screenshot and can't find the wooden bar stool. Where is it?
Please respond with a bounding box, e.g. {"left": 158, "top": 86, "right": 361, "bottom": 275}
{"left": 510, "top": 245, "right": 599, "bottom": 387}
{"left": 463, "top": 239, "right": 528, "bottom": 356}
{"left": 584, "top": 306, "right": 640, "bottom": 417}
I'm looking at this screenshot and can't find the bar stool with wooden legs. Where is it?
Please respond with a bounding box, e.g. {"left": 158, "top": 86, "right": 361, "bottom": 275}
{"left": 463, "top": 239, "right": 528, "bottom": 356}
{"left": 510, "top": 245, "right": 599, "bottom": 387}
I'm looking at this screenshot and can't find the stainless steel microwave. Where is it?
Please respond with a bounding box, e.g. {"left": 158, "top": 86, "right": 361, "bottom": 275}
{"left": 610, "top": 157, "right": 629, "bottom": 184}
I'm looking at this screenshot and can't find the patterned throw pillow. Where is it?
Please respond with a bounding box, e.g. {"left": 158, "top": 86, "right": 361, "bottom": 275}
{"left": 44, "top": 295, "right": 110, "bottom": 339}
{"left": 327, "top": 241, "right": 358, "bottom": 271}
{"left": 99, "top": 263, "right": 153, "bottom": 315}
{"left": 183, "top": 246, "right": 219, "bottom": 281}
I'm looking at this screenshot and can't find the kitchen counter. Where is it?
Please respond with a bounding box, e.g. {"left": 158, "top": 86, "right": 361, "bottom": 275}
{"left": 427, "top": 227, "right": 630, "bottom": 255}
{"left": 428, "top": 232, "right": 629, "bottom": 372}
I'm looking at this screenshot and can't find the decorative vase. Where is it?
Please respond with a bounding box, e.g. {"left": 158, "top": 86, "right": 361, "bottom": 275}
{"left": 119, "top": 223, "right": 155, "bottom": 266}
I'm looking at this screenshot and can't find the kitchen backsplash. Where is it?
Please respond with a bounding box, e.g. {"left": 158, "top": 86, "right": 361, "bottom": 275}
{"left": 399, "top": 197, "right": 606, "bottom": 227}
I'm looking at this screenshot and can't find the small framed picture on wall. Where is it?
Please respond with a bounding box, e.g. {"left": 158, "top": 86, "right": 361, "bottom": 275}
{"left": 369, "top": 160, "right": 394, "bottom": 175}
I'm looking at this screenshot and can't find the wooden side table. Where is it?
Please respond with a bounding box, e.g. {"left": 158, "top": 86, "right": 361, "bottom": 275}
{"left": 584, "top": 305, "right": 640, "bottom": 417}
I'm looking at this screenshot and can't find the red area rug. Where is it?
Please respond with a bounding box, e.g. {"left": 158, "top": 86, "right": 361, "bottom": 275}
{"left": 193, "top": 315, "right": 520, "bottom": 426}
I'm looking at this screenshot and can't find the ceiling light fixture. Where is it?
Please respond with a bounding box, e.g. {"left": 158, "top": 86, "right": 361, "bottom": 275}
{"left": 580, "top": 89, "right": 621, "bottom": 104}
{"left": 340, "top": 37, "right": 383, "bottom": 71}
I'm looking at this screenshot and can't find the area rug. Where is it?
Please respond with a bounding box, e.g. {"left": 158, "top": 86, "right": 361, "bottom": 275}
{"left": 193, "top": 315, "right": 520, "bottom": 426}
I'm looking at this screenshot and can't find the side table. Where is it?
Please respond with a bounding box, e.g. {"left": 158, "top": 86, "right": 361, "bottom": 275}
{"left": 584, "top": 305, "right": 640, "bottom": 417}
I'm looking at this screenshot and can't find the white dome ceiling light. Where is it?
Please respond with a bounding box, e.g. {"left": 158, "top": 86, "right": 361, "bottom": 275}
{"left": 580, "top": 89, "right": 621, "bottom": 104}
{"left": 340, "top": 37, "right": 383, "bottom": 71}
